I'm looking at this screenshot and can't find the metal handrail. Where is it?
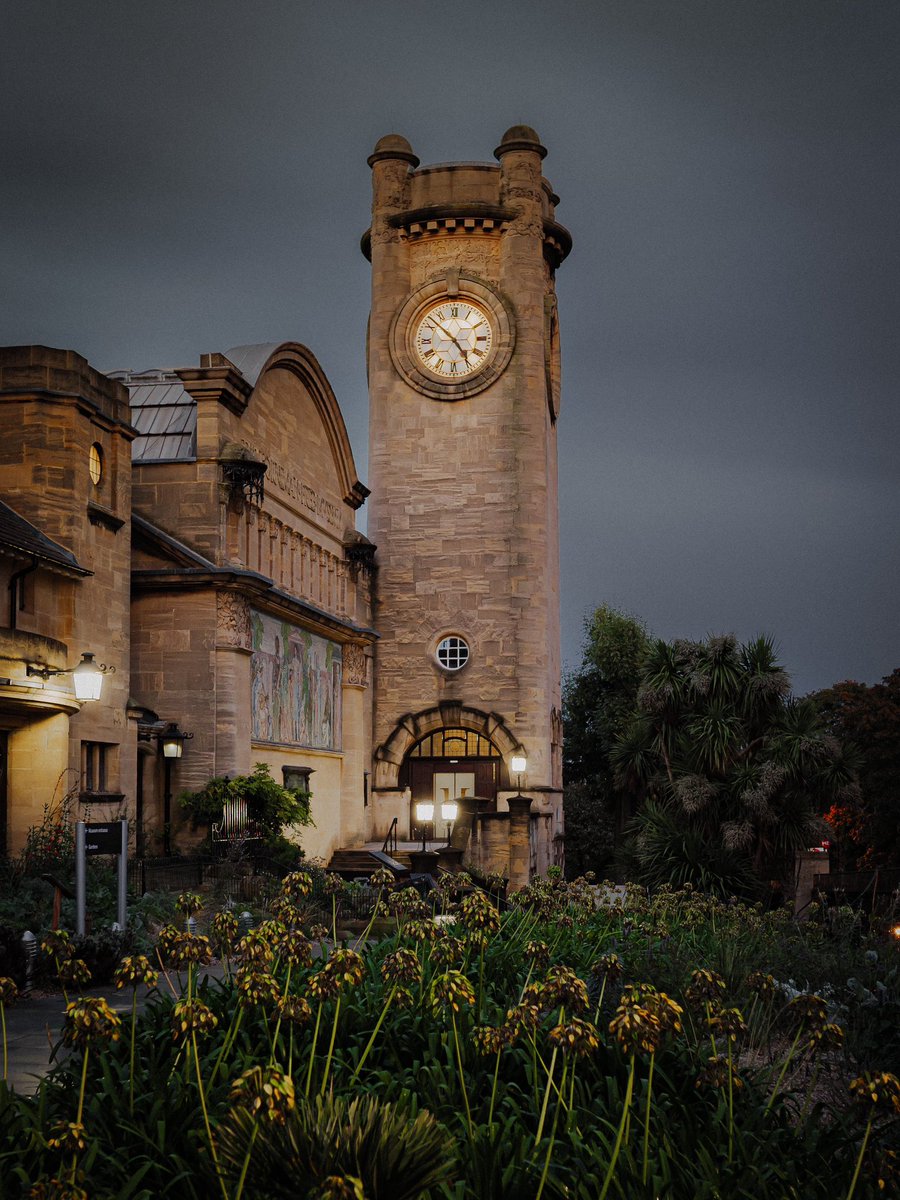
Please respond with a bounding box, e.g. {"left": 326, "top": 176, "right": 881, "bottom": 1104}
{"left": 381, "top": 816, "right": 398, "bottom": 856}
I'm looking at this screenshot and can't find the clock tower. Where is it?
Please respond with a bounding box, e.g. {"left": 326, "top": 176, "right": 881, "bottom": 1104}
{"left": 363, "top": 127, "right": 571, "bottom": 880}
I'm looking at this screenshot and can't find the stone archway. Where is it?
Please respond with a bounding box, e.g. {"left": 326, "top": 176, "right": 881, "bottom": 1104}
{"left": 373, "top": 701, "right": 524, "bottom": 791}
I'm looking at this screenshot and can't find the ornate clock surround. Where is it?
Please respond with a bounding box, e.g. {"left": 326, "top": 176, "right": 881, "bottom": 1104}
{"left": 389, "top": 271, "right": 516, "bottom": 401}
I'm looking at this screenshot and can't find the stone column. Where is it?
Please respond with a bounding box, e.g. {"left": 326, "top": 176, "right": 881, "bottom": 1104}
{"left": 506, "top": 794, "right": 533, "bottom": 892}
{"left": 479, "top": 811, "right": 510, "bottom": 879}
{"left": 339, "top": 642, "right": 369, "bottom": 847}
{"left": 214, "top": 591, "right": 253, "bottom": 777}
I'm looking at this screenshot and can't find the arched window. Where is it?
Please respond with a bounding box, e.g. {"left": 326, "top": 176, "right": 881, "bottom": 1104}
{"left": 407, "top": 727, "right": 500, "bottom": 759}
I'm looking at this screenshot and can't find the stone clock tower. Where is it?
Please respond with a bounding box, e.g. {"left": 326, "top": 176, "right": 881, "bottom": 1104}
{"left": 363, "top": 126, "right": 571, "bottom": 880}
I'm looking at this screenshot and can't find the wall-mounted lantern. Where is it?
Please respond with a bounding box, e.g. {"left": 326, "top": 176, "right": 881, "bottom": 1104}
{"left": 27, "top": 652, "right": 115, "bottom": 702}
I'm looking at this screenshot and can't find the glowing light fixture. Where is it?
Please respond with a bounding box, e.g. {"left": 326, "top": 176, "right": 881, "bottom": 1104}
{"left": 27, "top": 652, "right": 114, "bottom": 702}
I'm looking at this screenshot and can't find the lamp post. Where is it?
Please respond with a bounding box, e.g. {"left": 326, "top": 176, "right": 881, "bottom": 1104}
{"left": 441, "top": 800, "right": 458, "bottom": 846}
{"left": 510, "top": 753, "right": 527, "bottom": 795}
{"left": 414, "top": 801, "right": 434, "bottom": 852}
{"left": 158, "top": 721, "right": 192, "bottom": 857}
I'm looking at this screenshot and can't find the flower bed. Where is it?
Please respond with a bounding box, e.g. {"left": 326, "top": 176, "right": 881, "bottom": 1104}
{"left": 0, "top": 874, "right": 898, "bottom": 1199}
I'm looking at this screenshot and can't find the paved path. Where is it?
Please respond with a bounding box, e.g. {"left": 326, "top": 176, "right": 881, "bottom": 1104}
{"left": 3, "top": 966, "right": 227, "bottom": 1096}
{"left": 3, "top": 991, "right": 74, "bottom": 1094}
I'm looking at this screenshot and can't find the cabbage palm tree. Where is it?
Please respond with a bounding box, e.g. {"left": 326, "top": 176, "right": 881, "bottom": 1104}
{"left": 612, "top": 635, "right": 857, "bottom": 894}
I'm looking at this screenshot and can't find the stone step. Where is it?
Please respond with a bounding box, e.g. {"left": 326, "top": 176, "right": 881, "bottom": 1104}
{"left": 327, "top": 848, "right": 410, "bottom": 879}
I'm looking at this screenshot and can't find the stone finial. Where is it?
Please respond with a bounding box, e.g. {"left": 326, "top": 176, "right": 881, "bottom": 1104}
{"left": 368, "top": 134, "right": 420, "bottom": 169}
{"left": 494, "top": 125, "right": 547, "bottom": 160}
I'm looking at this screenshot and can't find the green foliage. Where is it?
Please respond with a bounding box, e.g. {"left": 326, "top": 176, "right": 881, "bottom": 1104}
{"left": 562, "top": 605, "right": 650, "bottom": 876}
{"left": 179, "top": 762, "right": 314, "bottom": 837}
{"left": 624, "top": 799, "right": 761, "bottom": 899}
{"left": 560, "top": 779, "right": 616, "bottom": 878}
{"left": 613, "top": 634, "right": 856, "bottom": 892}
{"left": 2, "top": 878, "right": 898, "bottom": 1198}
{"left": 218, "top": 1093, "right": 455, "bottom": 1199}
{"left": 809, "top": 669, "right": 900, "bottom": 870}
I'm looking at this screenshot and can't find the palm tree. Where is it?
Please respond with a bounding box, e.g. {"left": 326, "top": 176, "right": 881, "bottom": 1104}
{"left": 612, "top": 635, "right": 856, "bottom": 896}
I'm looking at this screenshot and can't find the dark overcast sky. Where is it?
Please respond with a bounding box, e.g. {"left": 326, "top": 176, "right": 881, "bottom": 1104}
{"left": 2, "top": 0, "right": 898, "bottom": 695}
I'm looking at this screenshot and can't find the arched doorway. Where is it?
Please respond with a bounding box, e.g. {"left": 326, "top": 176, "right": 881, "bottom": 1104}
{"left": 399, "top": 726, "right": 502, "bottom": 837}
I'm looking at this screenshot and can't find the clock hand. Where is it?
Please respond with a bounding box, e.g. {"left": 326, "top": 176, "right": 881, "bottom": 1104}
{"left": 427, "top": 317, "right": 470, "bottom": 361}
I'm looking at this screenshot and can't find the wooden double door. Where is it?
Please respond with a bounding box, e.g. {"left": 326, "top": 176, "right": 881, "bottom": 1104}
{"left": 406, "top": 757, "right": 499, "bottom": 835}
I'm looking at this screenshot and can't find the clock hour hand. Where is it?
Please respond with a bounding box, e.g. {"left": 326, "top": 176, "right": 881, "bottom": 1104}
{"left": 427, "top": 317, "right": 470, "bottom": 361}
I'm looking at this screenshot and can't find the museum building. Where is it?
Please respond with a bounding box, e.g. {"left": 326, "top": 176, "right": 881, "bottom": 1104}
{"left": 0, "top": 126, "right": 570, "bottom": 884}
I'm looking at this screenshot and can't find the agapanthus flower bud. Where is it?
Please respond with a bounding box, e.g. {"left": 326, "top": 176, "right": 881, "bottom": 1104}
{"left": 235, "top": 967, "right": 281, "bottom": 1009}
{"left": 849, "top": 1071, "right": 900, "bottom": 1114}
{"left": 172, "top": 998, "right": 218, "bottom": 1037}
{"left": 278, "top": 994, "right": 312, "bottom": 1026}
{"left": 381, "top": 948, "right": 421, "bottom": 986}
{"left": 282, "top": 871, "right": 313, "bottom": 901}
{"left": 709, "top": 1006, "right": 747, "bottom": 1043}
{"left": 429, "top": 970, "right": 475, "bottom": 1016}
{"left": 57, "top": 959, "right": 92, "bottom": 988}
{"left": 276, "top": 929, "right": 313, "bottom": 968}
{"left": 524, "top": 941, "right": 550, "bottom": 969}
{"left": 41, "top": 930, "right": 74, "bottom": 963}
{"left": 176, "top": 891, "right": 202, "bottom": 917}
{"left": 114, "top": 954, "right": 158, "bottom": 990}
{"left": 549, "top": 1017, "right": 600, "bottom": 1057}
{"left": 63, "top": 997, "right": 122, "bottom": 1046}
{"left": 229, "top": 1064, "right": 296, "bottom": 1124}
{"left": 696, "top": 1054, "right": 744, "bottom": 1091}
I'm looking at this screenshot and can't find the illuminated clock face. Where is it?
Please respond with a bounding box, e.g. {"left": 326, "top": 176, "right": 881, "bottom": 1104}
{"left": 414, "top": 300, "right": 493, "bottom": 378}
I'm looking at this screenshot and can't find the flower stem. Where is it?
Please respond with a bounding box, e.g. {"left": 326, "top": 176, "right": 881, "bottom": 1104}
{"left": 69, "top": 1044, "right": 90, "bottom": 1185}
{"left": 129, "top": 989, "right": 138, "bottom": 1114}
{"left": 488, "top": 1046, "right": 502, "bottom": 1129}
{"left": 1, "top": 1002, "right": 7, "bottom": 1081}
{"left": 845, "top": 1113, "right": 874, "bottom": 1200}
{"left": 233, "top": 1124, "right": 260, "bottom": 1200}
{"left": 766, "top": 1028, "right": 802, "bottom": 1113}
{"left": 351, "top": 987, "right": 395, "bottom": 1082}
{"left": 192, "top": 1031, "right": 228, "bottom": 1200}
{"left": 306, "top": 1003, "right": 323, "bottom": 1098}
{"left": 535, "top": 1045, "right": 559, "bottom": 1146}
{"left": 535, "top": 1058, "right": 568, "bottom": 1200}
{"left": 642, "top": 1051, "right": 655, "bottom": 1184}
{"left": 210, "top": 1007, "right": 243, "bottom": 1090}
{"left": 726, "top": 1040, "right": 734, "bottom": 1163}
{"left": 598, "top": 1055, "right": 635, "bottom": 1200}
{"left": 319, "top": 996, "right": 342, "bottom": 1096}
{"left": 451, "top": 1010, "right": 473, "bottom": 1139}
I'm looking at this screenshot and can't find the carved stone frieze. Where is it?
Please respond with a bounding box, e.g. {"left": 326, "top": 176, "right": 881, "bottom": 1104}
{"left": 342, "top": 641, "right": 368, "bottom": 688}
{"left": 216, "top": 591, "right": 252, "bottom": 650}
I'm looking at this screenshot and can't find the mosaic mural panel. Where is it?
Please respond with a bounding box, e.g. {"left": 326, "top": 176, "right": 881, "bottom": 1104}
{"left": 250, "top": 611, "right": 342, "bottom": 749}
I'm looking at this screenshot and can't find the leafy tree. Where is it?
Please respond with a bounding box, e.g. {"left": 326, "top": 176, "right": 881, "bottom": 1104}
{"left": 562, "top": 605, "right": 650, "bottom": 876}
{"left": 612, "top": 634, "right": 857, "bottom": 897}
{"left": 809, "top": 669, "right": 900, "bottom": 870}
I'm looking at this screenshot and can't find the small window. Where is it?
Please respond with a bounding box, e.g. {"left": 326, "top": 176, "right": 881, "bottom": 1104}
{"left": 283, "top": 766, "right": 313, "bottom": 794}
{"left": 81, "top": 741, "right": 112, "bottom": 792}
{"left": 435, "top": 636, "right": 470, "bottom": 671}
{"left": 89, "top": 443, "right": 103, "bottom": 486}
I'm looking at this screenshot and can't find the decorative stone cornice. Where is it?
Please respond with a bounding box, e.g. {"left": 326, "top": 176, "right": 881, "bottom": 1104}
{"left": 176, "top": 363, "right": 253, "bottom": 417}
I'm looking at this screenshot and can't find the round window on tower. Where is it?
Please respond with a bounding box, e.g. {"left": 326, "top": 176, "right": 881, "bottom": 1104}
{"left": 435, "top": 635, "right": 470, "bottom": 672}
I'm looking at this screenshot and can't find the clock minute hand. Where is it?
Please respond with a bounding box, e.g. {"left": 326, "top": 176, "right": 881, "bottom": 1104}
{"left": 428, "top": 317, "right": 470, "bottom": 361}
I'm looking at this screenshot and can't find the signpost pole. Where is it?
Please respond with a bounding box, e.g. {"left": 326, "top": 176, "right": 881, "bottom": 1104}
{"left": 117, "top": 819, "right": 128, "bottom": 930}
{"left": 75, "top": 821, "right": 86, "bottom": 937}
